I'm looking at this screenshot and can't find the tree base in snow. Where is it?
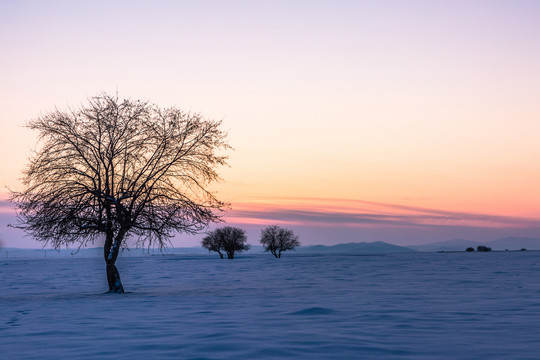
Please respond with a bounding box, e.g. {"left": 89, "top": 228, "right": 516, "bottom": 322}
{"left": 106, "top": 264, "right": 125, "bottom": 293}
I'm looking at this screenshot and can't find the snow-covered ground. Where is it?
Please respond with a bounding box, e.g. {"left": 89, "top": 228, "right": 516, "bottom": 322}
{"left": 1, "top": 251, "right": 539, "bottom": 359}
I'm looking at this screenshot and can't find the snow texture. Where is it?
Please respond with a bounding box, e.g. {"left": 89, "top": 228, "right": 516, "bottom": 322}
{"left": 1, "top": 252, "right": 539, "bottom": 359}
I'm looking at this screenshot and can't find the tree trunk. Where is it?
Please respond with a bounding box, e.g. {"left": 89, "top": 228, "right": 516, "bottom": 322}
{"left": 218, "top": 252, "right": 224, "bottom": 259}
{"left": 106, "top": 262, "right": 124, "bottom": 293}
{"left": 104, "top": 228, "right": 126, "bottom": 293}
{"left": 227, "top": 251, "right": 234, "bottom": 259}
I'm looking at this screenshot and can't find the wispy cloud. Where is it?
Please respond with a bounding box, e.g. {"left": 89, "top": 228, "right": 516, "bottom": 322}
{"left": 224, "top": 197, "right": 540, "bottom": 229}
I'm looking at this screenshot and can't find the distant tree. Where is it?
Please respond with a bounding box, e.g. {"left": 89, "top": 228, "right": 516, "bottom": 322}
{"left": 520, "top": 248, "right": 527, "bottom": 252}
{"left": 476, "top": 245, "right": 492, "bottom": 252}
{"left": 465, "top": 247, "right": 475, "bottom": 252}
{"left": 202, "top": 234, "right": 225, "bottom": 259}
{"left": 202, "top": 226, "right": 250, "bottom": 259}
{"left": 259, "top": 225, "right": 300, "bottom": 258}
{"left": 11, "top": 93, "right": 229, "bottom": 293}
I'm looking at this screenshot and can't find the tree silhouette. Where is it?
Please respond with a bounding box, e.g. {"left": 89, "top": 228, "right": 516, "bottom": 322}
{"left": 202, "top": 226, "right": 249, "bottom": 259}
{"left": 476, "top": 245, "right": 492, "bottom": 252}
{"left": 259, "top": 225, "right": 300, "bottom": 258}
{"left": 12, "top": 93, "right": 229, "bottom": 293}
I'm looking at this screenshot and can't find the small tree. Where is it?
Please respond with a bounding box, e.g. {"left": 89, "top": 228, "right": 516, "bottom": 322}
{"left": 12, "top": 93, "right": 229, "bottom": 293}
{"left": 465, "top": 247, "right": 475, "bottom": 252}
{"left": 259, "top": 225, "right": 300, "bottom": 258}
{"left": 477, "top": 245, "right": 492, "bottom": 252}
{"left": 202, "top": 234, "right": 225, "bottom": 259}
{"left": 202, "top": 226, "right": 250, "bottom": 259}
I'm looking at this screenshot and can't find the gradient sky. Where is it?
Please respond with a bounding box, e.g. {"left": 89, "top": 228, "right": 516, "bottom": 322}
{"left": 1, "top": 1, "right": 539, "bottom": 248}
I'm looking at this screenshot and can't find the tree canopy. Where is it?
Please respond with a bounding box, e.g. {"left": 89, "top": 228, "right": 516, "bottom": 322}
{"left": 259, "top": 225, "right": 300, "bottom": 258}
{"left": 12, "top": 93, "right": 229, "bottom": 292}
{"left": 202, "top": 226, "right": 250, "bottom": 259}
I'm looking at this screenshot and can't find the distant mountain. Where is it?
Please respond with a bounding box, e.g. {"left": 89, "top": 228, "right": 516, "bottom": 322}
{"left": 164, "top": 247, "right": 209, "bottom": 255}
{"left": 0, "top": 247, "right": 209, "bottom": 258}
{"left": 298, "top": 241, "right": 415, "bottom": 254}
{"left": 486, "top": 237, "right": 540, "bottom": 250}
{"left": 408, "top": 237, "right": 540, "bottom": 252}
{"left": 5, "top": 238, "right": 539, "bottom": 258}
{"left": 408, "top": 239, "right": 481, "bottom": 252}
{"left": 1, "top": 241, "right": 415, "bottom": 258}
{"left": 1, "top": 247, "right": 103, "bottom": 259}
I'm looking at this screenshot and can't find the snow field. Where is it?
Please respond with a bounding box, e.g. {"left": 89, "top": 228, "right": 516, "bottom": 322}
{"left": 1, "top": 251, "right": 539, "bottom": 359}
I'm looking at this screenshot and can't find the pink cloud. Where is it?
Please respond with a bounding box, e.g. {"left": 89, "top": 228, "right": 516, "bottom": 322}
{"left": 224, "top": 197, "right": 540, "bottom": 230}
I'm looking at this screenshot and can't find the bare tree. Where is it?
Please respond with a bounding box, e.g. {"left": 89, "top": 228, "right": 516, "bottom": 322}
{"left": 202, "top": 226, "right": 249, "bottom": 259}
{"left": 259, "top": 225, "right": 300, "bottom": 258}
{"left": 201, "top": 234, "right": 225, "bottom": 259}
{"left": 11, "top": 93, "right": 229, "bottom": 293}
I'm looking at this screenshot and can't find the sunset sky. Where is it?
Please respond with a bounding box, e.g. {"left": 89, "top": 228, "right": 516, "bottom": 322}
{"left": 1, "top": 1, "right": 539, "bottom": 248}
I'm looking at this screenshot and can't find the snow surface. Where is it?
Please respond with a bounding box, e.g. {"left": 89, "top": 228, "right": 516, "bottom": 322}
{"left": 1, "top": 252, "right": 539, "bottom": 359}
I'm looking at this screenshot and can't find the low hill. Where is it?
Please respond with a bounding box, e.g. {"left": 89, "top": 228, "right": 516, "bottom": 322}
{"left": 408, "top": 237, "right": 540, "bottom": 252}
{"left": 298, "top": 241, "right": 415, "bottom": 254}
{"left": 486, "top": 237, "right": 540, "bottom": 250}
{"left": 1, "top": 241, "right": 415, "bottom": 258}
{"left": 408, "top": 239, "right": 481, "bottom": 252}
